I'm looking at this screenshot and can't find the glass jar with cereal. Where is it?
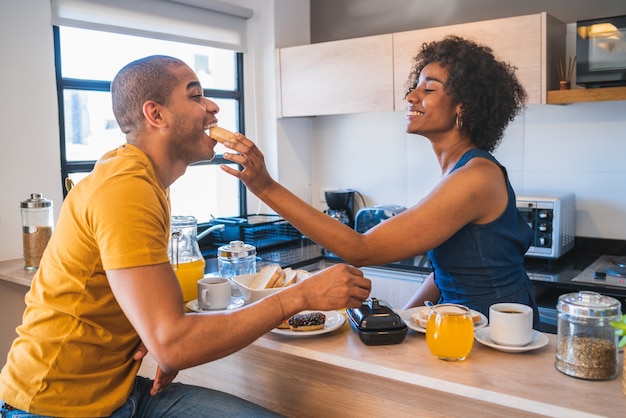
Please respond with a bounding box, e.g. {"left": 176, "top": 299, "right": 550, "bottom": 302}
{"left": 21, "top": 193, "right": 54, "bottom": 270}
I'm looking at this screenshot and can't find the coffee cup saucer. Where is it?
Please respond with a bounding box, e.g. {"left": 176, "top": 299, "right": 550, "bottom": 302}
{"left": 186, "top": 297, "right": 245, "bottom": 313}
{"left": 474, "top": 326, "right": 549, "bottom": 353}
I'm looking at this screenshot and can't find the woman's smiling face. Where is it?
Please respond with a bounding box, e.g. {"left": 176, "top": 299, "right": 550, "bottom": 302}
{"left": 405, "top": 62, "right": 460, "bottom": 138}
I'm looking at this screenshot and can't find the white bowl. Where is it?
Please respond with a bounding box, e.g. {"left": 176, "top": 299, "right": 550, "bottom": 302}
{"left": 232, "top": 273, "right": 284, "bottom": 303}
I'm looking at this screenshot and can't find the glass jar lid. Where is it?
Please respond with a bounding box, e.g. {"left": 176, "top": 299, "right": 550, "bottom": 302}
{"left": 171, "top": 215, "right": 198, "bottom": 227}
{"left": 21, "top": 193, "right": 52, "bottom": 208}
{"left": 218, "top": 240, "right": 256, "bottom": 258}
{"left": 557, "top": 291, "right": 621, "bottom": 319}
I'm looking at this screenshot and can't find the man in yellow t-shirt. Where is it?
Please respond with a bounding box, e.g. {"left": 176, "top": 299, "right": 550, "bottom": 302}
{"left": 0, "top": 55, "right": 372, "bottom": 417}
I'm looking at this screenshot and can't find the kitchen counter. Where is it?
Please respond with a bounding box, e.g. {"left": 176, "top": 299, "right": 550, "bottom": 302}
{"left": 0, "top": 258, "right": 37, "bottom": 287}
{"left": 232, "top": 238, "right": 626, "bottom": 290}
{"left": 138, "top": 317, "right": 626, "bottom": 418}
{"left": 2, "top": 258, "right": 625, "bottom": 417}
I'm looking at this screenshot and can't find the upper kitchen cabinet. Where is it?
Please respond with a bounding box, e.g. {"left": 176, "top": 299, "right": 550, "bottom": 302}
{"left": 277, "top": 13, "right": 565, "bottom": 117}
{"left": 277, "top": 34, "right": 394, "bottom": 117}
{"left": 393, "top": 13, "right": 565, "bottom": 108}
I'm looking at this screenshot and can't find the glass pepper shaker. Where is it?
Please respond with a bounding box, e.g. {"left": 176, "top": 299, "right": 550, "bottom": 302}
{"left": 21, "top": 193, "right": 54, "bottom": 270}
{"left": 555, "top": 291, "right": 621, "bottom": 380}
{"left": 218, "top": 240, "right": 257, "bottom": 297}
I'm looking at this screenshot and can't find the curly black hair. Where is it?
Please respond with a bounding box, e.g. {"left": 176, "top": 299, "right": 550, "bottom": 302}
{"left": 405, "top": 36, "right": 527, "bottom": 152}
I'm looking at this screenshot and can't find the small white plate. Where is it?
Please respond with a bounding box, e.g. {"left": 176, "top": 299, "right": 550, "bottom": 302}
{"left": 474, "top": 326, "right": 549, "bottom": 353}
{"left": 186, "top": 297, "right": 245, "bottom": 313}
{"left": 271, "top": 310, "right": 345, "bottom": 337}
{"left": 400, "top": 306, "right": 488, "bottom": 333}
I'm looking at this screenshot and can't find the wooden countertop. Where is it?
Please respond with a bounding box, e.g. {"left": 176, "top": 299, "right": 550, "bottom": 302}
{"left": 3, "top": 258, "right": 624, "bottom": 417}
{"left": 0, "top": 258, "right": 36, "bottom": 287}
{"left": 139, "top": 316, "right": 626, "bottom": 418}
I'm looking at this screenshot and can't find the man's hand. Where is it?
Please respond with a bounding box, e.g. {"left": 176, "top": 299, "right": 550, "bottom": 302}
{"left": 284, "top": 264, "right": 372, "bottom": 312}
{"left": 309, "top": 264, "right": 371, "bottom": 309}
{"left": 133, "top": 342, "right": 178, "bottom": 395}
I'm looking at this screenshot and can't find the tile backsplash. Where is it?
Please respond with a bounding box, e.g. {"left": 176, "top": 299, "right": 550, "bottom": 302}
{"left": 311, "top": 100, "right": 626, "bottom": 240}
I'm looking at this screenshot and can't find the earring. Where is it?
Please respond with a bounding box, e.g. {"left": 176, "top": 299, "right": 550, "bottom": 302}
{"left": 456, "top": 114, "right": 463, "bottom": 130}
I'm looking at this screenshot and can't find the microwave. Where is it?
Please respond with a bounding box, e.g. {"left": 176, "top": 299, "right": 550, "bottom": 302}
{"left": 516, "top": 193, "right": 576, "bottom": 259}
{"left": 576, "top": 15, "right": 626, "bottom": 88}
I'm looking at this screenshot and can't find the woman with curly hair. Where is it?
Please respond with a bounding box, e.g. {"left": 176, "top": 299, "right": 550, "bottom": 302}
{"left": 221, "top": 35, "right": 539, "bottom": 326}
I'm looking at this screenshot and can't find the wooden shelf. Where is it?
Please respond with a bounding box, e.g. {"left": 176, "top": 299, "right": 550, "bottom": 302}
{"left": 547, "top": 86, "right": 626, "bottom": 104}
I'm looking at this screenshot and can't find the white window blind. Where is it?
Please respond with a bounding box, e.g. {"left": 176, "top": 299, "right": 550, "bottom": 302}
{"left": 51, "top": 0, "right": 253, "bottom": 52}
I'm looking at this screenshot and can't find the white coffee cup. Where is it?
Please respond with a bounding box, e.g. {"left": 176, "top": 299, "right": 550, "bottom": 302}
{"left": 489, "top": 303, "right": 533, "bottom": 347}
{"left": 197, "top": 276, "right": 231, "bottom": 310}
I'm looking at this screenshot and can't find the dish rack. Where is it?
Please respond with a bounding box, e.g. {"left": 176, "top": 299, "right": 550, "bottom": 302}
{"left": 199, "top": 214, "right": 302, "bottom": 250}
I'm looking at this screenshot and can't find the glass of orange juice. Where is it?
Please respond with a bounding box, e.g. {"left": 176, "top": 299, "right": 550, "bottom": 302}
{"left": 169, "top": 216, "right": 206, "bottom": 303}
{"left": 173, "top": 258, "right": 206, "bottom": 302}
{"left": 426, "top": 304, "right": 474, "bottom": 361}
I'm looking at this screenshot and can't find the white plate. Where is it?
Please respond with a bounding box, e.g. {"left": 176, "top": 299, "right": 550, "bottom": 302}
{"left": 474, "top": 327, "right": 549, "bottom": 353}
{"left": 400, "top": 306, "right": 488, "bottom": 333}
{"left": 186, "top": 297, "right": 245, "bottom": 313}
{"left": 271, "top": 310, "right": 345, "bottom": 337}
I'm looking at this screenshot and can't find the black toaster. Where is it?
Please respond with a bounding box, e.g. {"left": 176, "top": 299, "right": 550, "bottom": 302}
{"left": 346, "top": 298, "right": 408, "bottom": 345}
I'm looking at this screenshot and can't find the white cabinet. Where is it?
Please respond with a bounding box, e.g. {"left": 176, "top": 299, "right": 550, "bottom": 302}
{"left": 307, "top": 260, "right": 425, "bottom": 310}
{"left": 393, "top": 13, "right": 565, "bottom": 108}
{"left": 277, "top": 13, "right": 565, "bottom": 117}
{"left": 359, "top": 266, "right": 426, "bottom": 310}
{"left": 277, "top": 34, "right": 394, "bottom": 117}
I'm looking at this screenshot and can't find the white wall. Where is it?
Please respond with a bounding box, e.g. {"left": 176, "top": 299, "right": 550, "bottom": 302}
{"left": 0, "top": 0, "right": 310, "bottom": 261}
{"left": 0, "top": 1, "right": 62, "bottom": 261}
{"left": 310, "top": 100, "right": 626, "bottom": 240}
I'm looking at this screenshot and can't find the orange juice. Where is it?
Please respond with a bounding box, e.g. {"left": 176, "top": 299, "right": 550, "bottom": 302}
{"left": 426, "top": 305, "right": 474, "bottom": 361}
{"left": 173, "top": 258, "right": 206, "bottom": 302}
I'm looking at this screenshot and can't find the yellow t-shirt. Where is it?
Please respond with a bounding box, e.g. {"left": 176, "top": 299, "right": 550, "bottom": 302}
{"left": 0, "top": 144, "right": 171, "bottom": 417}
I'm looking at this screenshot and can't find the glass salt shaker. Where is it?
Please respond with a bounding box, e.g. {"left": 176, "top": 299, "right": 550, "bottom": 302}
{"left": 218, "top": 240, "right": 257, "bottom": 297}
{"left": 555, "top": 291, "right": 621, "bottom": 380}
{"left": 21, "top": 193, "right": 54, "bottom": 270}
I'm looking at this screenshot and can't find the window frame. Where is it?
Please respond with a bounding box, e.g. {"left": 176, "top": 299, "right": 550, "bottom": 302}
{"left": 53, "top": 25, "right": 248, "bottom": 218}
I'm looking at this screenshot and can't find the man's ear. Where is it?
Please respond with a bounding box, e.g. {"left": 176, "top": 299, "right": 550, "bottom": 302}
{"left": 143, "top": 101, "right": 166, "bottom": 128}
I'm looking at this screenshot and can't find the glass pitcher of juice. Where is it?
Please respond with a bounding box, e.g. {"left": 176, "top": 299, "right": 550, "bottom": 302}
{"left": 169, "top": 215, "right": 206, "bottom": 302}
{"left": 426, "top": 304, "right": 474, "bottom": 361}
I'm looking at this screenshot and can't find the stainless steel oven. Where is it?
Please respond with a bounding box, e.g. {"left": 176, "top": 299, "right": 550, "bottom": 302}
{"left": 516, "top": 193, "right": 576, "bottom": 259}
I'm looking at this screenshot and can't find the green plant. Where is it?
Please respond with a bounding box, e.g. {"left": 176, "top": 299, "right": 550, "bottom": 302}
{"left": 610, "top": 314, "right": 626, "bottom": 349}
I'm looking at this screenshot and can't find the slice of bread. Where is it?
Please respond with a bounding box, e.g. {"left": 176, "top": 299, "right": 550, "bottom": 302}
{"left": 272, "top": 268, "right": 288, "bottom": 288}
{"left": 281, "top": 267, "right": 298, "bottom": 287}
{"left": 249, "top": 265, "right": 284, "bottom": 289}
{"left": 209, "top": 126, "right": 236, "bottom": 143}
{"left": 295, "top": 270, "right": 312, "bottom": 283}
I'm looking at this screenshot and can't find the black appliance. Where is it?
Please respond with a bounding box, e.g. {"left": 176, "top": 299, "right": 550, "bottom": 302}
{"left": 324, "top": 189, "right": 360, "bottom": 228}
{"left": 576, "top": 15, "right": 626, "bottom": 88}
{"left": 346, "top": 298, "right": 408, "bottom": 345}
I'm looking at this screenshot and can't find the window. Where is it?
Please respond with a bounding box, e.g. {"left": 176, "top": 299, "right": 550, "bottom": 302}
{"left": 54, "top": 26, "right": 246, "bottom": 223}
